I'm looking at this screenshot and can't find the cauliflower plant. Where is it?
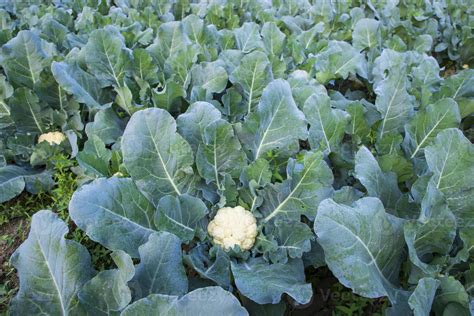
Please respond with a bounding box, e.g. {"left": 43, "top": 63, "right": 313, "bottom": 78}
{"left": 207, "top": 206, "right": 258, "bottom": 251}
{"left": 38, "top": 131, "right": 66, "bottom": 145}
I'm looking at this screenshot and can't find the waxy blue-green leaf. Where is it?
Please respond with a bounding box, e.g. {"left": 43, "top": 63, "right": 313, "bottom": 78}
{"left": 69, "top": 177, "right": 156, "bottom": 258}
{"left": 176, "top": 101, "right": 222, "bottom": 152}
{"left": 9, "top": 88, "right": 52, "bottom": 134}
{"left": 132, "top": 48, "right": 160, "bottom": 85}
{"left": 239, "top": 158, "right": 272, "bottom": 212}
{"left": 346, "top": 102, "right": 371, "bottom": 144}
{"left": 234, "top": 22, "right": 264, "bottom": 53}
{"left": 155, "top": 194, "right": 208, "bottom": 242}
{"left": 85, "top": 108, "right": 125, "bottom": 145}
{"left": 83, "top": 26, "right": 132, "bottom": 87}
{"left": 375, "top": 69, "right": 414, "bottom": 138}
{"left": 10, "top": 211, "right": 95, "bottom": 315}
{"left": 265, "top": 220, "right": 314, "bottom": 263}
{"left": 432, "top": 277, "right": 470, "bottom": 315}
{"left": 303, "top": 92, "right": 350, "bottom": 153}
{"left": 352, "top": 18, "right": 381, "bottom": 51}
{"left": 261, "top": 22, "right": 286, "bottom": 56}
{"left": 51, "top": 62, "right": 111, "bottom": 109}
{"left": 0, "top": 30, "right": 50, "bottom": 89}
{"left": 121, "top": 287, "right": 248, "bottom": 316}
{"left": 411, "top": 56, "right": 442, "bottom": 106}
{"left": 76, "top": 251, "right": 134, "bottom": 315}
{"left": 196, "top": 119, "right": 246, "bottom": 188}
{"left": 185, "top": 245, "right": 231, "bottom": 288}
{"left": 287, "top": 70, "right": 326, "bottom": 108}
{"left": 237, "top": 79, "right": 307, "bottom": 160}
{"left": 182, "top": 14, "right": 206, "bottom": 45}
{"left": 147, "top": 21, "right": 200, "bottom": 84}
{"left": 403, "top": 98, "right": 460, "bottom": 159}
{"left": 404, "top": 184, "right": 456, "bottom": 275}
{"left": 315, "top": 198, "right": 406, "bottom": 303}
{"left": 408, "top": 278, "right": 440, "bottom": 316}
{"left": 229, "top": 51, "right": 272, "bottom": 115}
{"left": 131, "top": 232, "right": 188, "bottom": 299}
{"left": 314, "top": 41, "right": 367, "bottom": 83}
{"left": 231, "top": 258, "right": 312, "bottom": 305}
{"left": 332, "top": 186, "right": 364, "bottom": 205}
{"left": 355, "top": 146, "right": 402, "bottom": 212}
{"left": 76, "top": 135, "right": 111, "bottom": 177}
{"left": 147, "top": 21, "right": 191, "bottom": 71}
{"left": 151, "top": 79, "right": 186, "bottom": 112}
{"left": 190, "top": 61, "right": 228, "bottom": 95}
{"left": 435, "top": 69, "right": 473, "bottom": 118}
{"left": 122, "top": 108, "right": 196, "bottom": 204}
{"left": 0, "top": 165, "right": 28, "bottom": 203}
{"left": 425, "top": 128, "right": 474, "bottom": 216}
{"left": 0, "top": 165, "right": 53, "bottom": 203}
{"left": 260, "top": 151, "right": 333, "bottom": 222}
{"left": 0, "top": 74, "right": 13, "bottom": 128}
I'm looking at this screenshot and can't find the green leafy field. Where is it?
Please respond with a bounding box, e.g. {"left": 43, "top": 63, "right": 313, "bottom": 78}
{"left": 0, "top": 1, "right": 473, "bottom": 315}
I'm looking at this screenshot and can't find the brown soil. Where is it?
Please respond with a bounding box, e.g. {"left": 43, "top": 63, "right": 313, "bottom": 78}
{"left": 0, "top": 218, "right": 29, "bottom": 313}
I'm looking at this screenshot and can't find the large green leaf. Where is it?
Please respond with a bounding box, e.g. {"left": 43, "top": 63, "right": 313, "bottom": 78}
{"left": 9, "top": 87, "right": 52, "bottom": 133}
{"left": 403, "top": 98, "right": 460, "bottom": 159}
{"left": 375, "top": 68, "right": 414, "bottom": 138}
{"left": 131, "top": 232, "right": 188, "bottom": 299}
{"left": 0, "top": 30, "right": 50, "bottom": 89}
{"left": 239, "top": 158, "right": 272, "bottom": 212}
{"left": 234, "top": 22, "right": 263, "bottom": 53}
{"left": 184, "top": 245, "right": 231, "bottom": 288}
{"left": 346, "top": 102, "right": 371, "bottom": 144}
{"left": 354, "top": 147, "right": 402, "bottom": 212}
{"left": 435, "top": 69, "right": 474, "bottom": 118}
{"left": 190, "top": 61, "right": 228, "bottom": 95}
{"left": 425, "top": 128, "right": 474, "bottom": 216}
{"left": 265, "top": 220, "right": 314, "bottom": 263}
{"left": 76, "top": 135, "right": 112, "bottom": 177}
{"left": 229, "top": 51, "right": 272, "bottom": 115}
{"left": 261, "top": 22, "right": 286, "bottom": 56}
{"left": 313, "top": 40, "right": 367, "bottom": 83}
{"left": 352, "top": 18, "right": 381, "bottom": 51}
{"left": 69, "top": 177, "right": 156, "bottom": 258}
{"left": 303, "top": 91, "right": 350, "bottom": 153}
{"left": 85, "top": 108, "right": 125, "bottom": 145}
{"left": 76, "top": 251, "right": 134, "bottom": 315}
{"left": 51, "top": 61, "right": 111, "bottom": 109}
{"left": 314, "top": 198, "right": 406, "bottom": 303}
{"left": 147, "top": 21, "right": 191, "bottom": 72}
{"left": 121, "top": 287, "right": 248, "bottom": 316}
{"left": 432, "top": 277, "right": 470, "bottom": 315}
{"left": 154, "top": 194, "right": 208, "bottom": 242}
{"left": 237, "top": 79, "right": 307, "bottom": 160}
{"left": 176, "top": 101, "right": 221, "bottom": 152}
{"left": 231, "top": 258, "right": 312, "bottom": 305}
{"left": 147, "top": 21, "right": 200, "bottom": 84}
{"left": 196, "top": 119, "right": 247, "bottom": 188}
{"left": 83, "top": 26, "right": 132, "bottom": 86}
{"left": 408, "top": 277, "right": 440, "bottom": 316}
{"left": 122, "top": 108, "right": 196, "bottom": 204}
{"left": 404, "top": 184, "right": 456, "bottom": 275}
{"left": 10, "top": 210, "right": 94, "bottom": 315}
{"left": 0, "top": 165, "right": 27, "bottom": 203}
{"left": 260, "top": 151, "right": 333, "bottom": 222}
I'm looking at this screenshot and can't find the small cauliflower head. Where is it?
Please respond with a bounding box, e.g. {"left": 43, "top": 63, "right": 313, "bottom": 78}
{"left": 207, "top": 206, "right": 257, "bottom": 251}
{"left": 38, "top": 131, "right": 66, "bottom": 145}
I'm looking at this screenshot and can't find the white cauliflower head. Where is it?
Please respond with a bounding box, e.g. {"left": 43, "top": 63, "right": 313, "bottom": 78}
{"left": 207, "top": 206, "right": 257, "bottom": 251}
{"left": 38, "top": 131, "right": 66, "bottom": 145}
